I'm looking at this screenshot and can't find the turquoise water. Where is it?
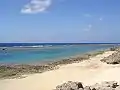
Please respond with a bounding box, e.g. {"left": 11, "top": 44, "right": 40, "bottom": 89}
{"left": 0, "top": 45, "right": 112, "bottom": 64}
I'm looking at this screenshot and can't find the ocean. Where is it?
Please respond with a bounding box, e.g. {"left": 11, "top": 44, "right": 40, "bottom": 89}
{"left": 0, "top": 43, "right": 115, "bottom": 64}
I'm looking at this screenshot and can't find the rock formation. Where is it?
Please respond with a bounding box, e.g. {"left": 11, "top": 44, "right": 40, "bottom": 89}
{"left": 54, "top": 81, "right": 120, "bottom": 90}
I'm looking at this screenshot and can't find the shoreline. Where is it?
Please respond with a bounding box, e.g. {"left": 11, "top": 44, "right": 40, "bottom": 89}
{"left": 0, "top": 47, "right": 111, "bottom": 65}
{"left": 0, "top": 44, "right": 114, "bottom": 64}
{"left": 0, "top": 47, "right": 119, "bottom": 90}
{"left": 0, "top": 47, "right": 111, "bottom": 79}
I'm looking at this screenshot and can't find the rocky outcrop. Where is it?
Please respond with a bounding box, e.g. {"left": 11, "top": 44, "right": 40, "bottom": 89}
{"left": 101, "top": 49, "right": 120, "bottom": 64}
{"left": 90, "top": 81, "right": 119, "bottom": 90}
{"left": 54, "top": 81, "right": 83, "bottom": 90}
{"left": 54, "top": 81, "right": 120, "bottom": 90}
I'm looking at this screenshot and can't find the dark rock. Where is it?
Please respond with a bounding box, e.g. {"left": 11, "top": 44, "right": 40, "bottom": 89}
{"left": 112, "top": 82, "right": 119, "bottom": 88}
{"left": 110, "top": 47, "right": 117, "bottom": 51}
{"left": 111, "top": 62, "right": 119, "bottom": 64}
{"left": 70, "top": 88, "right": 74, "bottom": 90}
{"left": 92, "top": 88, "right": 96, "bottom": 90}
{"left": 77, "top": 82, "right": 83, "bottom": 88}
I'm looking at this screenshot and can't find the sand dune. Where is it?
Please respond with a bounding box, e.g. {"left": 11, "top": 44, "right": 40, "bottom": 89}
{"left": 1, "top": 51, "right": 120, "bottom": 90}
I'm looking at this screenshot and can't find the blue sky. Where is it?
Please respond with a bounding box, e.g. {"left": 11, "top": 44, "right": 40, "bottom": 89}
{"left": 0, "top": 0, "right": 120, "bottom": 43}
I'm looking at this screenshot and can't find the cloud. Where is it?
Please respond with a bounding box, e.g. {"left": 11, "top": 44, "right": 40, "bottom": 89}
{"left": 83, "top": 14, "right": 91, "bottom": 17}
{"left": 88, "top": 24, "right": 92, "bottom": 28}
{"left": 99, "top": 17, "right": 103, "bottom": 21}
{"left": 21, "top": 0, "right": 52, "bottom": 14}
{"left": 83, "top": 24, "right": 92, "bottom": 31}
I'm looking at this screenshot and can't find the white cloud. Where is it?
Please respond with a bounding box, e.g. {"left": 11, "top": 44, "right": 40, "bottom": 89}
{"left": 83, "top": 24, "right": 92, "bottom": 31}
{"left": 88, "top": 24, "right": 92, "bottom": 28}
{"left": 21, "top": 0, "right": 52, "bottom": 14}
{"left": 99, "top": 17, "right": 103, "bottom": 21}
{"left": 83, "top": 14, "right": 91, "bottom": 17}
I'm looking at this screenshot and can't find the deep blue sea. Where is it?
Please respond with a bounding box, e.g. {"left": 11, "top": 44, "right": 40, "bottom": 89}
{"left": 0, "top": 43, "right": 115, "bottom": 64}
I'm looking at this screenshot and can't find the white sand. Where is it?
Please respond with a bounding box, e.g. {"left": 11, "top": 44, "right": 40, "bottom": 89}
{"left": 1, "top": 51, "right": 120, "bottom": 90}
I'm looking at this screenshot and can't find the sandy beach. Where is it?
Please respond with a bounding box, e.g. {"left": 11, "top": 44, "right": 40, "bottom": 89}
{"left": 0, "top": 50, "right": 120, "bottom": 90}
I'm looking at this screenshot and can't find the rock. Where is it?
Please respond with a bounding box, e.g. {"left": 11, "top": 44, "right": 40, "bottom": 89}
{"left": 90, "top": 81, "right": 119, "bottom": 90}
{"left": 77, "top": 82, "right": 84, "bottom": 88}
{"left": 115, "top": 86, "right": 120, "bottom": 90}
{"left": 78, "top": 88, "right": 84, "bottom": 90}
{"left": 54, "top": 81, "right": 119, "bottom": 90}
{"left": 91, "top": 88, "right": 96, "bottom": 90}
{"left": 110, "top": 47, "right": 118, "bottom": 51}
{"left": 101, "top": 48, "right": 120, "bottom": 64}
{"left": 112, "top": 82, "right": 118, "bottom": 88}
{"left": 101, "top": 81, "right": 118, "bottom": 88}
{"left": 91, "top": 86, "right": 112, "bottom": 90}
{"left": 99, "top": 87, "right": 113, "bottom": 90}
{"left": 55, "top": 81, "right": 83, "bottom": 90}
{"left": 84, "top": 86, "right": 91, "bottom": 90}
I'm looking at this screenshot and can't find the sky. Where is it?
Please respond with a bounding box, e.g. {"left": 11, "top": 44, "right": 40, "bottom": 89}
{"left": 0, "top": 0, "right": 120, "bottom": 43}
